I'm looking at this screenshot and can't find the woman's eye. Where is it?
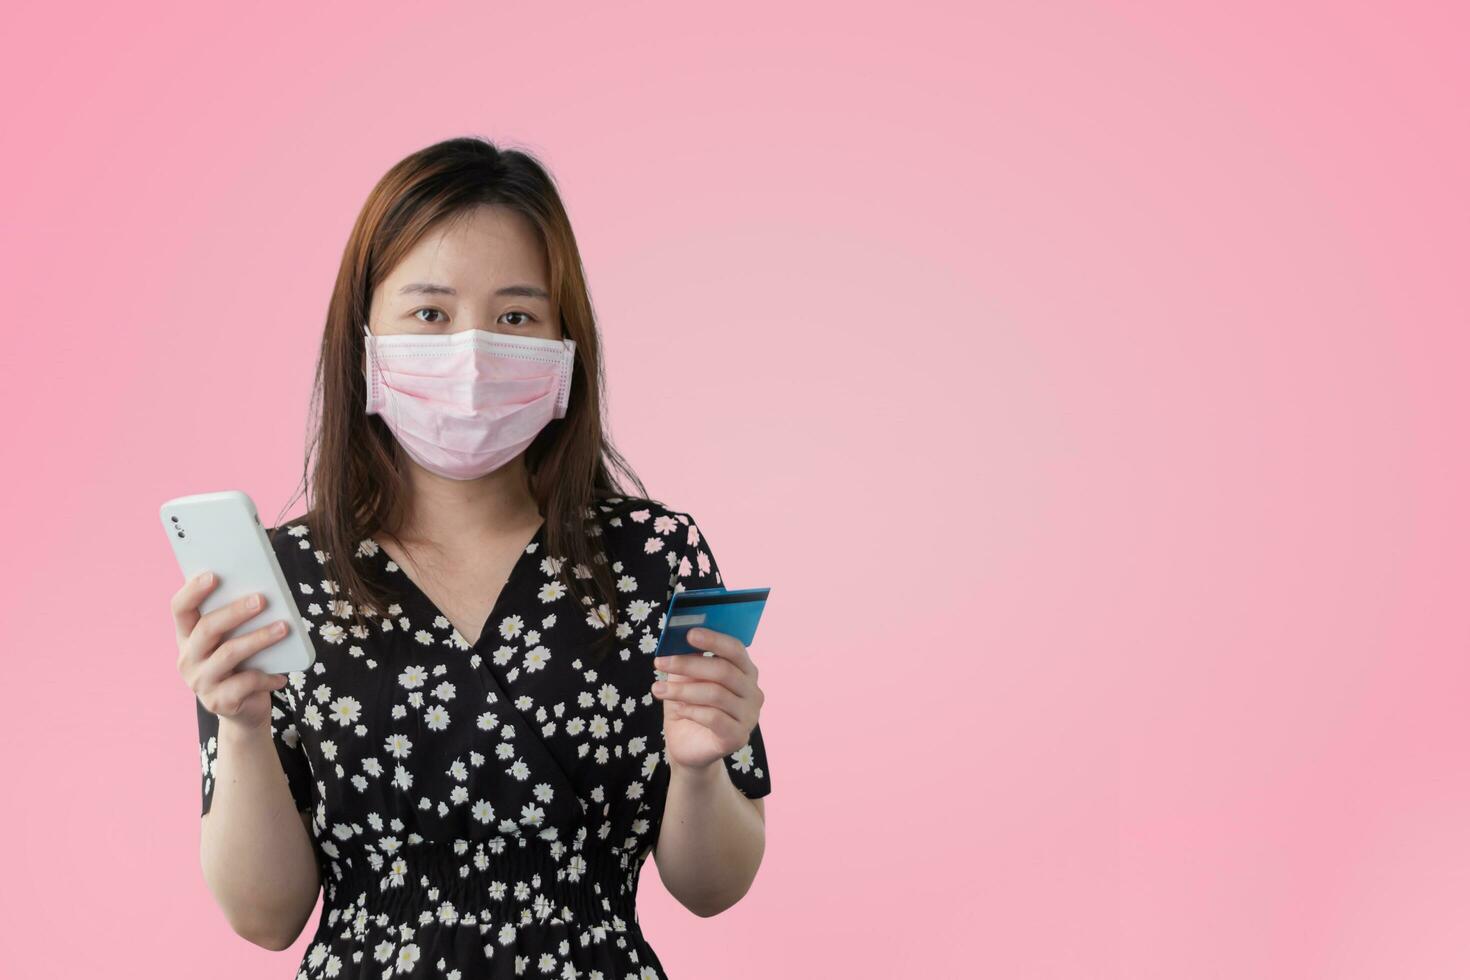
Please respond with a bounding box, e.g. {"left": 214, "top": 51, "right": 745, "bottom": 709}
{"left": 411, "top": 308, "right": 446, "bottom": 324}
{"left": 500, "top": 311, "right": 535, "bottom": 327}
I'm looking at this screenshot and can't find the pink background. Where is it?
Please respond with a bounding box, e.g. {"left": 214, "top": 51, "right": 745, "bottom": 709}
{"left": 4, "top": 1, "right": 1467, "bottom": 977}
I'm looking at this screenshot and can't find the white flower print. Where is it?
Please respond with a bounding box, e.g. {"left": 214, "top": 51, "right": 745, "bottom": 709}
{"left": 385, "top": 734, "right": 413, "bottom": 758}
{"left": 308, "top": 943, "right": 330, "bottom": 970}
{"left": 728, "top": 741, "right": 758, "bottom": 774}
{"left": 425, "top": 704, "right": 451, "bottom": 731}
{"left": 399, "top": 665, "right": 427, "bottom": 689}
{"left": 498, "top": 614, "right": 525, "bottom": 640}
{"left": 522, "top": 646, "right": 552, "bottom": 672}
{"left": 329, "top": 696, "right": 361, "bottom": 726}
{"left": 396, "top": 942, "right": 420, "bottom": 973}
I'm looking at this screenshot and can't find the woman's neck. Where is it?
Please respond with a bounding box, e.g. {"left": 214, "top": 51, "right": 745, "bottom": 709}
{"left": 389, "top": 458, "right": 542, "bottom": 546}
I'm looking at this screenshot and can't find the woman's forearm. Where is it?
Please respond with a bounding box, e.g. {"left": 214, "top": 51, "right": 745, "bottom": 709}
{"left": 200, "top": 717, "right": 320, "bottom": 949}
{"left": 653, "top": 757, "right": 766, "bottom": 917}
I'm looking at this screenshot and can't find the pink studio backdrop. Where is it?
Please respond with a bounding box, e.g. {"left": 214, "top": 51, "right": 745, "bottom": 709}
{"left": 3, "top": 1, "right": 1466, "bottom": 977}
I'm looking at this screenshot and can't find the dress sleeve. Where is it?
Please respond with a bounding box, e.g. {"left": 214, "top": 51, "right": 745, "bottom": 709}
{"left": 669, "top": 513, "right": 772, "bottom": 800}
{"left": 195, "top": 524, "right": 316, "bottom": 816}
{"left": 196, "top": 690, "right": 315, "bottom": 816}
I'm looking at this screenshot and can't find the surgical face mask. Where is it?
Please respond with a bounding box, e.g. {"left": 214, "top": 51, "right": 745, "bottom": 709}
{"left": 362, "top": 322, "right": 576, "bottom": 481}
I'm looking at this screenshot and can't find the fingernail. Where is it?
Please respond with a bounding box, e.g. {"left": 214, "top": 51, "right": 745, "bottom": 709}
{"left": 652, "top": 681, "right": 666, "bottom": 694}
{"left": 688, "top": 629, "right": 703, "bottom": 643}
{"left": 198, "top": 571, "right": 212, "bottom": 586}
{"left": 653, "top": 657, "right": 667, "bottom": 667}
{"left": 249, "top": 594, "right": 262, "bottom": 610}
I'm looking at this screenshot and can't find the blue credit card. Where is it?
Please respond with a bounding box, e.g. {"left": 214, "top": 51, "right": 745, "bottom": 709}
{"left": 654, "top": 586, "right": 771, "bottom": 655}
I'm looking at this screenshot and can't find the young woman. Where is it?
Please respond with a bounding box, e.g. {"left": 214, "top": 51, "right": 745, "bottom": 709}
{"left": 172, "top": 137, "right": 771, "bottom": 979}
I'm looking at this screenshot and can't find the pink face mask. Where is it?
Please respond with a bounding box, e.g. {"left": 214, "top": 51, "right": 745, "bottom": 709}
{"left": 362, "top": 323, "right": 577, "bottom": 481}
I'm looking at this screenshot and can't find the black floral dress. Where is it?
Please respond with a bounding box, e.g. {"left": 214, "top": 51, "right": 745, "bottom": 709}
{"left": 194, "top": 496, "right": 771, "bottom": 979}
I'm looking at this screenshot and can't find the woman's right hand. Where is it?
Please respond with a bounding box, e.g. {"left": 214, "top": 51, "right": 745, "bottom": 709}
{"left": 174, "top": 571, "right": 292, "bottom": 732}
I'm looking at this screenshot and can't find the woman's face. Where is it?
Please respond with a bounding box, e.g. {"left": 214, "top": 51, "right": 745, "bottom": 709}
{"left": 367, "top": 203, "right": 559, "bottom": 343}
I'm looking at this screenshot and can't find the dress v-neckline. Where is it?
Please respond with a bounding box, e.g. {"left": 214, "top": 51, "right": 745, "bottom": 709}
{"left": 373, "top": 518, "right": 547, "bottom": 649}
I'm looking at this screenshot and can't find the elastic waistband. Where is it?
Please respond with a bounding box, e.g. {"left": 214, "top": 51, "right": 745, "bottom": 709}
{"left": 329, "top": 837, "right": 643, "bottom": 926}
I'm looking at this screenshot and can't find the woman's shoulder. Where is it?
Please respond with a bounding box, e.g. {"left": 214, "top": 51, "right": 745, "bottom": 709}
{"left": 586, "top": 494, "right": 703, "bottom": 569}
{"left": 263, "top": 516, "right": 319, "bottom": 578}
{"left": 587, "top": 493, "right": 701, "bottom": 533}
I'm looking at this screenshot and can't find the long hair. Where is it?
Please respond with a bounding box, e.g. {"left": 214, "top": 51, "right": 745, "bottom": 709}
{"left": 268, "top": 136, "right": 662, "bottom": 665}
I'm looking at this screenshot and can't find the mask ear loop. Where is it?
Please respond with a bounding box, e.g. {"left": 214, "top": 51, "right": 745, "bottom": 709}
{"left": 363, "top": 322, "right": 405, "bottom": 440}
{"left": 557, "top": 340, "right": 576, "bottom": 418}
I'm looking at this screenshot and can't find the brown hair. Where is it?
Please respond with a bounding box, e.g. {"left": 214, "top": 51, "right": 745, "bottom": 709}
{"left": 268, "top": 135, "right": 664, "bottom": 666}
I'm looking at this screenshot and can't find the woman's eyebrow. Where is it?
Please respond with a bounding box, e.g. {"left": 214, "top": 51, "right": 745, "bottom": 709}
{"left": 398, "top": 282, "right": 549, "bottom": 301}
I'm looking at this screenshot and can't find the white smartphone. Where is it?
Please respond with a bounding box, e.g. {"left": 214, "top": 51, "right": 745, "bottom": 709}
{"left": 159, "top": 489, "right": 317, "bottom": 674}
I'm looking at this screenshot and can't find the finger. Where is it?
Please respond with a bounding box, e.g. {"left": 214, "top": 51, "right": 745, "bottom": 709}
{"left": 685, "top": 628, "right": 757, "bottom": 678}
{"left": 198, "top": 619, "right": 294, "bottom": 690}
{"left": 657, "top": 677, "right": 745, "bottom": 718}
{"left": 668, "top": 701, "right": 746, "bottom": 742}
{"left": 653, "top": 653, "right": 747, "bottom": 694}
{"left": 203, "top": 669, "right": 286, "bottom": 719}
{"left": 190, "top": 591, "right": 273, "bottom": 663}
{"left": 171, "top": 570, "right": 219, "bottom": 645}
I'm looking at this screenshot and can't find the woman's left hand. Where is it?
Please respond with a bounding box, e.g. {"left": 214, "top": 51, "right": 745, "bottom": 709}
{"left": 651, "top": 627, "right": 765, "bottom": 772}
